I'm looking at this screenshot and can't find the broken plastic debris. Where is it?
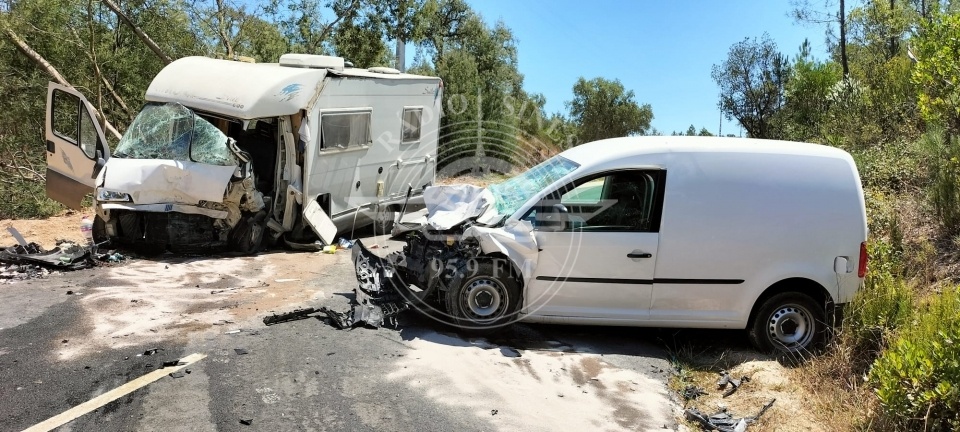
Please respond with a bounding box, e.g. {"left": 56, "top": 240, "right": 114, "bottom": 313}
{"left": 234, "top": 348, "right": 249, "bottom": 355}
{"left": 683, "top": 384, "right": 708, "bottom": 400}
{"left": 716, "top": 371, "right": 750, "bottom": 398}
{"left": 684, "top": 399, "right": 775, "bottom": 432}
{"left": 337, "top": 238, "right": 354, "bottom": 249}
{"left": 499, "top": 347, "right": 522, "bottom": 358}
{"left": 169, "top": 372, "right": 186, "bottom": 378}
{"left": 274, "top": 278, "right": 301, "bottom": 283}
{"left": 239, "top": 418, "right": 253, "bottom": 425}
{"left": 161, "top": 359, "right": 183, "bottom": 368}
{"left": 143, "top": 348, "right": 161, "bottom": 356}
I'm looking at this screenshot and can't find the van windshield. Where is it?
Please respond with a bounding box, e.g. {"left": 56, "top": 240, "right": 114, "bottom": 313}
{"left": 114, "top": 103, "right": 237, "bottom": 166}
{"left": 486, "top": 155, "right": 580, "bottom": 218}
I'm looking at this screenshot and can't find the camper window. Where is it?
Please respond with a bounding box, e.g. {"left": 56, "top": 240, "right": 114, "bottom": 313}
{"left": 320, "top": 111, "right": 371, "bottom": 149}
{"left": 402, "top": 108, "right": 422, "bottom": 143}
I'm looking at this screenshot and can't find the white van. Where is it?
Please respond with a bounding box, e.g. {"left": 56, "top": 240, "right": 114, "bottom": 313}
{"left": 44, "top": 54, "right": 441, "bottom": 254}
{"left": 360, "top": 136, "right": 868, "bottom": 354}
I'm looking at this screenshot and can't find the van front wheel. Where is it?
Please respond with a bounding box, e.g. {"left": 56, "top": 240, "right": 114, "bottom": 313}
{"left": 748, "top": 292, "right": 826, "bottom": 355}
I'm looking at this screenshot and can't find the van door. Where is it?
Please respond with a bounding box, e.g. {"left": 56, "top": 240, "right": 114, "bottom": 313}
{"left": 525, "top": 169, "right": 666, "bottom": 322}
{"left": 44, "top": 82, "right": 110, "bottom": 209}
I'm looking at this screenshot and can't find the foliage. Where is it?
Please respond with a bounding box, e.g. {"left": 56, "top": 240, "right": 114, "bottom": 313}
{"left": 711, "top": 34, "right": 790, "bottom": 139}
{"left": 567, "top": 77, "right": 653, "bottom": 143}
{"left": 912, "top": 11, "right": 960, "bottom": 133}
{"left": 869, "top": 286, "right": 960, "bottom": 431}
{"left": 781, "top": 40, "right": 842, "bottom": 142}
{"left": 921, "top": 128, "right": 960, "bottom": 235}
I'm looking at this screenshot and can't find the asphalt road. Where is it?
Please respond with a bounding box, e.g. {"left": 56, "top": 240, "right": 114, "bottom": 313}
{"left": 0, "top": 231, "right": 685, "bottom": 432}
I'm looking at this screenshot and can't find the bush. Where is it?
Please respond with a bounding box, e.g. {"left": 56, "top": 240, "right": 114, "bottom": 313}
{"left": 840, "top": 240, "right": 913, "bottom": 366}
{"left": 922, "top": 128, "right": 960, "bottom": 235}
{"left": 869, "top": 286, "right": 960, "bottom": 431}
{"left": 0, "top": 178, "right": 62, "bottom": 220}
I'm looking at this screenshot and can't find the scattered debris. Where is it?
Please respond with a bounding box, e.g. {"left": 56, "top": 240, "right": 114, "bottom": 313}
{"left": 491, "top": 409, "right": 498, "bottom": 416}
{"left": 234, "top": 348, "right": 249, "bottom": 355}
{"left": 0, "top": 242, "right": 92, "bottom": 270}
{"left": 683, "top": 384, "right": 708, "bottom": 401}
{"left": 169, "top": 372, "right": 186, "bottom": 378}
{"left": 262, "top": 242, "right": 411, "bottom": 329}
{"left": 239, "top": 418, "right": 253, "bottom": 426}
{"left": 685, "top": 399, "right": 775, "bottom": 432}
{"left": 142, "top": 348, "right": 161, "bottom": 356}
{"left": 263, "top": 308, "right": 318, "bottom": 325}
{"left": 500, "top": 347, "right": 522, "bottom": 358}
{"left": 161, "top": 359, "right": 183, "bottom": 368}
{"left": 273, "top": 278, "right": 301, "bottom": 283}
{"left": 224, "top": 330, "right": 241, "bottom": 334}
{"left": 716, "top": 370, "right": 750, "bottom": 398}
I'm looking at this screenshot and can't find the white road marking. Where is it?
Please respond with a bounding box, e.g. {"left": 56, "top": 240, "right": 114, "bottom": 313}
{"left": 21, "top": 353, "right": 207, "bottom": 432}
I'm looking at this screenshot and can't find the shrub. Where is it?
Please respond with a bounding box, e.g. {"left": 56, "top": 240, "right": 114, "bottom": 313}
{"left": 922, "top": 128, "right": 960, "bottom": 235}
{"left": 869, "top": 287, "right": 960, "bottom": 431}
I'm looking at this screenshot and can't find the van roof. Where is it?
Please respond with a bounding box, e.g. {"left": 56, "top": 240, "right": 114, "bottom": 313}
{"left": 561, "top": 136, "right": 852, "bottom": 167}
{"left": 145, "top": 56, "right": 439, "bottom": 120}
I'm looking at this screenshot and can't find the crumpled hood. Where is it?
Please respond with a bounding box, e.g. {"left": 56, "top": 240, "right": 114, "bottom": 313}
{"left": 101, "top": 158, "right": 237, "bottom": 205}
{"left": 422, "top": 184, "right": 495, "bottom": 230}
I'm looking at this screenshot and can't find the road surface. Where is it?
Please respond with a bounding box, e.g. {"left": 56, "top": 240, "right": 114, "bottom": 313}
{"left": 0, "top": 231, "right": 681, "bottom": 431}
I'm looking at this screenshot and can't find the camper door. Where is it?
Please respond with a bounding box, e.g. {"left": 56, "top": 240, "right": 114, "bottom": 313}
{"left": 44, "top": 82, "right": 110, "bottom": 209}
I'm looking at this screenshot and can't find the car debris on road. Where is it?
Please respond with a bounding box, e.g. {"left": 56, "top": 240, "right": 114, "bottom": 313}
{"left": 685, "top": 399, "right": 775, "bottom": 432}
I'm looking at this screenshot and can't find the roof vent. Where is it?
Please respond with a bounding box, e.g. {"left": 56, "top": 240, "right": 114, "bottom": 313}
{"left": 368, "top": 66, "right": 401, "bottom": 75}
{"left": 279, "top": 54, "right": 344, "bottom": 71}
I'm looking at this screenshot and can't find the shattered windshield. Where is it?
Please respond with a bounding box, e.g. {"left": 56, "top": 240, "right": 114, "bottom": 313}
{"left": 487, "top": 155, "right": 580, "bottom": 217}
{"left": 114, "top": 103, "right": 237, "bottom": 166}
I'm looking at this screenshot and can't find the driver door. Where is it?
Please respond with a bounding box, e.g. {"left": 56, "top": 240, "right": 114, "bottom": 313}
{"left": 524, "top": 169, "right": 666, "bottom": 322}
{"left": 44, "top": 82, "right": 110, "bottom": 209}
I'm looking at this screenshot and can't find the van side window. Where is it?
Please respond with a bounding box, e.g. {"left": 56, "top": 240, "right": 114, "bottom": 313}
{"left": 319, "top": 111, "right": 371, "bottom": 149}
{"left": 402, "top": 108, "right": 422, "bottom": 143}
{"left": 51, "top": 89, "right": 98, "bottom": 160}
{"left": 529, "top": 170, "right": 665, "bottom": 233}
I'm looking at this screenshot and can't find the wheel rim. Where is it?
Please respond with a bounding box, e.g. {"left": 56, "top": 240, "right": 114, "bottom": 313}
{"left": 767, "top": 304, "right": 814, "bottom": 351}
{"left": 461, "top": 278, "right": 508, "bottom": 322}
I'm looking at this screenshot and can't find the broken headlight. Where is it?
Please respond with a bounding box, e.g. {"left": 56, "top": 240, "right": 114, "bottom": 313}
{"left": 96, "top": 188, "right": 132, "bottom": 202}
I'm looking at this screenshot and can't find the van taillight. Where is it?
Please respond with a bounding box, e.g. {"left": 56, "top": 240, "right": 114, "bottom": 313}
{"left": 858, "top": 242, "right": 868, "bottom": 278}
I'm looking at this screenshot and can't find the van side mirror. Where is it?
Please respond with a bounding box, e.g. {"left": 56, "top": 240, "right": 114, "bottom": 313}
{"left": 93, "top": 150, "right": 106, "bottom": 178}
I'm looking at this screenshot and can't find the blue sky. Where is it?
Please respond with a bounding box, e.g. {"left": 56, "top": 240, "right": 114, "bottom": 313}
{"left": 461, "top": 0, "right": 833, "bottom": 136}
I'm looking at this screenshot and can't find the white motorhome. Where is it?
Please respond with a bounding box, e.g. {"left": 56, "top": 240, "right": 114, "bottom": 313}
{"left": 44, "top": 54, "right": 442, "bottom": 254}
{"left": 359, "top": 136, "right": 869, "bottom": 354}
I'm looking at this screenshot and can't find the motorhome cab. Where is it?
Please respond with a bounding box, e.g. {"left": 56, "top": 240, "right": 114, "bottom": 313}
{"left": 370, "top": 136, "right": 868, "bottom": 354}
{"left": 44, "top": 54, "right": 441, "bottom": 254}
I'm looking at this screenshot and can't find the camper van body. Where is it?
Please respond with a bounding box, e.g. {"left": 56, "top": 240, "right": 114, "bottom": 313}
{"left": 44, "top": 54, "right": 442, "bottom": 253}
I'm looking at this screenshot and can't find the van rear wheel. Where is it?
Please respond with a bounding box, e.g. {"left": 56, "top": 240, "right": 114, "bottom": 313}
{"left": 748, "top": 292, "right": 826, "bottom": 356}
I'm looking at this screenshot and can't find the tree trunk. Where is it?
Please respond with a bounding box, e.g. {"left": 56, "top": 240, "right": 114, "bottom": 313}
{"left": 101, "top": 0, "right": 172, "bottom": 65}
{"left": 888, "top": 0, "right": 898, "bottom": 58}
{"left": 3, "top": 26, "right": 123, "bottom": 140}
{"left": 839, "top": 0, "right": 849, "bottom": 78}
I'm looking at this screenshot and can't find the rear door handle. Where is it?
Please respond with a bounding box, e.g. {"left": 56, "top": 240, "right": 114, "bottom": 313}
{"left": 627, "top": 252, "right": 652, "bottom": 259}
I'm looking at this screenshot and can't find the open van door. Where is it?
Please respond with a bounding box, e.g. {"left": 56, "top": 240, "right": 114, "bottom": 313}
{"left": 44, "top": 82, "right": 110, "bottom": 210}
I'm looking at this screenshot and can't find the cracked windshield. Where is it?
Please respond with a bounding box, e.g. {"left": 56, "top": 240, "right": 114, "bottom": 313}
{"left": 487, "top": 155, "right": 579, "bottom": 217}
{"left": 114, "top": 102, "right": 237, "bottom": 166}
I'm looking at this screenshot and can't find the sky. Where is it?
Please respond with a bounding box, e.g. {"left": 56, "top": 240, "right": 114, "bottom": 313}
{"left": 457, "top": 0, "right": 833, "bottom": 136}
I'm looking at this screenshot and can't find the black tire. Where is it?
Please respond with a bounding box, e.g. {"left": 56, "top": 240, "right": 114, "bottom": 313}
{"left": 444, "top": 259, "right": 521, "bottom": 332}
{"left": 748, "top": 292, "right": 827, "bottom": 356}
{"left": 231, "top": 212, "right": 266, "bottom": 255}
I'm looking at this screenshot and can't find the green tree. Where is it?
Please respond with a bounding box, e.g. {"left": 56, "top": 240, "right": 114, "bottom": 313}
{"left": 567, "top": 77, "right": 653, "bottom": 143}
{"left": 912, "top": 11, "right": 960, "bottom": 134}
{"left": 781, "top": 39, "right": 843, "bottom": 141}
{"left": 711, "top": 34, "right": 789, "bottom": 139}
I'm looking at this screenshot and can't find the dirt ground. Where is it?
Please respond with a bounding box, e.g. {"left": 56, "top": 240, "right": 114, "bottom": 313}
{"left": 1, "top": 211, "right": 87, "bottom": 249}
{"left": 678, "top": 350, "right": 827, "bottom": 432}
